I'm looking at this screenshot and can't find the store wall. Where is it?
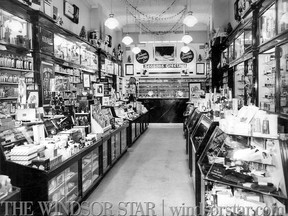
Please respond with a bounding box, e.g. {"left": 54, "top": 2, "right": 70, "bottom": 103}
{"left": 53, "top": 0, "right": 91, "bottom": 35}
{"left": 228, "top": 0, "right": 239, "bottom": 29}
{"left": 125, "top": 42, "right": 206, "bottom": 78}
{"left": 212, "top": 0, "right": 230, "bottom": 31}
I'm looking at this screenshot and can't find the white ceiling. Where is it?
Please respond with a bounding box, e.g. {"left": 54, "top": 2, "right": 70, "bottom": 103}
{"left": 87, "top": 0, "right": 213, "bottom": 33}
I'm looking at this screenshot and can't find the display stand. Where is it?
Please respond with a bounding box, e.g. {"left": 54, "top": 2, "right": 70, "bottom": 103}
{"left": 196, "top": 125, "right": 288, "bottom": 215}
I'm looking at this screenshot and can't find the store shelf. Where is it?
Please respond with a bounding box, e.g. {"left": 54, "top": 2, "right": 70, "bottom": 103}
{"left": 0, "top": 67, "right": 33, "bottom": 72}
{"left": 54, "top": 71, "right": 73, "bottom": 76}
{"left": 65, "top": 173, "right": 77, "bottom": 183}
{"left": 1, "top": 138, "right": 27, "bottom": 147}
{"left": 66, "top": 186, "right": 77, "bottom": 197}
{"left": 0, "top": 82, "right": 19, "bottom": 85}
{"left": 48, "top": 182, "right": 64, "bottom": 195}
{"left": 0, "top": 97, "right": 18, "bottom": 100}
{"left": 203, "top": 175, "right": 287, "bottom": 200}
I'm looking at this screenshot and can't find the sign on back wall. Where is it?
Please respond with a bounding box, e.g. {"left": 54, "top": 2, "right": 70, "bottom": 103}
{"left": 133, "top": 43, "right": 205, "bottom": 77}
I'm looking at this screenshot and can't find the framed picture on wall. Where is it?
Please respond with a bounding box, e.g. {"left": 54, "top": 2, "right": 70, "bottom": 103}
{"left": 196, "top": 63, "right": 205, "bottom": 75}
{"left": 189, "top": 82, "right": 201, "bottom": 99}
{"left": 102, "top": 96, "right": 110, "bottom": 106}
{"left": 83, "top": 73, "right": 90, "bottom": 88}
{"left": 125, "top": 64, "right": 134, "bottom": 76}
{"left": 94, "top": 83, "right": 104, "bottom": 97}
{"left": 154, "top": 45, "right": 175, "bottom": 62}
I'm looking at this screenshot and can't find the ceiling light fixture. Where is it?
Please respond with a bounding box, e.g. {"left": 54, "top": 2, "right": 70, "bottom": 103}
{"left": 105, "top": 0, "right": 119, "bottom": 30}
{"left": 181, "top": 45, "right": 190, "bottom": 53}
{"left": 132, "top": 46, "right": 141, "bottom": 54}
{"left": 131, "top": 15, "right": 140, "bottom": 55}
{"left": 122, "top": 34, "right": 133, "bottom": 45}
{"left": 182, "top": 34, "right": 193, "bottom": 44}
{"left": 183, "top": 0, "right": 198, "bottom": 28}
{"left": 122, "top": 6, "right": 133, "bottom": 45}
{"left": 183, "top": 11, "right": 198, "bottom": 27}
{"left": 181, "top": 25, "right": 193, "bottom": 44}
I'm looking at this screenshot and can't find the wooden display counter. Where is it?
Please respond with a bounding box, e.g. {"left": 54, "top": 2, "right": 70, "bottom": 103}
{"left": 1, "top": 112, "right": 150, "bottom": 215}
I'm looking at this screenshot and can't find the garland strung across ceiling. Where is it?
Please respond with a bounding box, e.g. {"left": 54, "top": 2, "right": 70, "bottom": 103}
{"left": 121, "top": 0, "right": 183, "bottom": 21}
{"left": 128, "top": 8, "right": 186, "bottom": 35}
{"left": 121, "top": 0, "right": 187, "bottom": 35}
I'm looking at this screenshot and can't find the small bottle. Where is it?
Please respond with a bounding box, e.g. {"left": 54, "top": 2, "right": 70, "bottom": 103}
{"left": 262, "top": 118, "right": 270, "bottom": 134}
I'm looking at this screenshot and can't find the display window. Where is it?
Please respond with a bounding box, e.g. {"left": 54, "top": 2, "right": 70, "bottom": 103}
{"left": 235, "top": 32, "right": 245, "bottom": 59}
{"left": 278, "top": 0, "right": 288, "bottom": 34}
{"left": 228, "top": 42, "right": 234, "bottom": 63}
{"left": 259, "top": 4, "right": 276, "bottom": 44}
{"left": 279, "top": 43, "right": 288, "bottom": 115}
{"left": 258, "top": 48, "right": 276, "bottom": 112}
{"left": 0, "top": 9, "right": 31, "bottom": 49}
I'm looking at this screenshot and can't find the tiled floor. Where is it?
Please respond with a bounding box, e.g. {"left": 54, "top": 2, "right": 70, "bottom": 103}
{"left": 83, "top": 124, "right": 195, "bottom": 216}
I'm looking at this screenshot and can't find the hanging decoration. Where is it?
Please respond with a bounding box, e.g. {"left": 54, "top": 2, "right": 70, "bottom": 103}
{"left": 121, "top": 0, "right": 182, "bottom": 22}
{"left": 127, "top": 7, "right": 186, "bottom": 35}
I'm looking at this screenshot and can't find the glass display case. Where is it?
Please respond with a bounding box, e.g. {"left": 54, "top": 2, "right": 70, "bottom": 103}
{"left": 234, "top": 62, "right": 245, "bottom": 107}
{"left": 54, "top": 34, "right": 81, "bottom": 64}
{"left": 244, "top": 58, "right": 255, "bottom": 105}
{"left": 279, "top": 43, "right": 288, "bottom": 115}
{"left": 198, "top": 126, "right": 288, "bottom": 214}
{"left": 191, "top": 116, "right": 212, "bottom": 151}
{"left": 187, "top": 109, "right": 202, "bottom": 135}
{"left": 48, "top": 162, "right": 78, "bottom": 203}
{"left": 111, "top": 132, "right": 121, "bottom": 163}
{"left": 244, "top": 23, "right": 252, "bottom": 50}
{"left": 102, "top": 140, "right": 109, "bottom": 173}
{"left": 82, "top": 152, "right": 92, "bottom": 193}
{"left": 258, "top": 48, "right": 276, "bottom": 112}
{"left": 189, "top": 114, "right": 218, "bottom": 180}
{"left": 228, "top": 42, "right": 234, "bottom": 63}
{"left": 259, "top": 3, "right": 276, "bottom": 44}
{"left": 200, "top": 127, "right": 287, "bottom": 194}
{"left": 138, "top": 77, "right": 195, "bottom": 99}
{"left": 278, "top": 0, "right": 288, "bottom": 34}
{"left": 0, "top": 9, "right": 31, "bottom": 49}
{"left": 235, "top": 32, "right": 245, "bottom": 60}
{"left": 92, "top": 148, "right": 99, "bottom": 182}
{"left": 221, "top": 48, "right": 228, "bottom": 67}
{"left": 121, "top": 127, "right": 127, "bottom": 153}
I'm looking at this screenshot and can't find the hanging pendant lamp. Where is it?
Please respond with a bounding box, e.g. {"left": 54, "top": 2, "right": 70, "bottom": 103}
{"left": 182, "top": 34, "right": 193, "bottom": 44}
{"left": 105, "top": 14, "right": 119, "bottom": 30}
{"left": 122, "top": 7, "right": 133, "bottom": 45}
{"left": 122, "top": 34, "right": 133, "bottom": 45}
{"left": 132, "top": 46, "right": 141, "bottom": 54}
{"left": 105, "top": 0, "right": 119, "bottom": 30}
{"left": 183, "top": 11, "right": 198, "bottom": 27}
{"left": 181, "top": 45, "right": 190, "bottom": 53}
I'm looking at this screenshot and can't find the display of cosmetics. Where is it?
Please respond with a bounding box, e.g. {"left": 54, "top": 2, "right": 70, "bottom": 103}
{"left": 75, "top": 116, "right": 89, "bottom": 126}
{"left": 0, "top": 54, "right": 33, "bottom": 70}
{"left": 0, "top": 86, "right": 18, "bottom": 98}
{"left": 0, "top": 101, "right": 16, "bottom": 115}
{"left": 0, "top": 73, "right": 20, "bottom": 83}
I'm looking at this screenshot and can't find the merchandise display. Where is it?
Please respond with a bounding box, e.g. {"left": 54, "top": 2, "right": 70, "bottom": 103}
{"left": 185, "top": 105, "right": 288, "bottom": 214}
{"left": 0, "top": 175, "right": 12, "bottom": 199}
{"left": 1, "top": 0, "right": 288, "bottom": 214}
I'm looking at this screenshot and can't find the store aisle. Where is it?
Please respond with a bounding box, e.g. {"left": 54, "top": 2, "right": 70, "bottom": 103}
{"left": 83, "top": 124, "right": 194, "bottom": 216}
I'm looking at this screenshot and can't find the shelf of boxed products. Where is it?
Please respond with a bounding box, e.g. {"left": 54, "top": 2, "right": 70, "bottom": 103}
{"left": 197, "top": 126, "right": 288, "bottom": 212}
{"left": 198, "top": 114, "right": 288, "bottom": 199}
{"left": 137, "top": 77, "right": 201, "bottom": 99}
